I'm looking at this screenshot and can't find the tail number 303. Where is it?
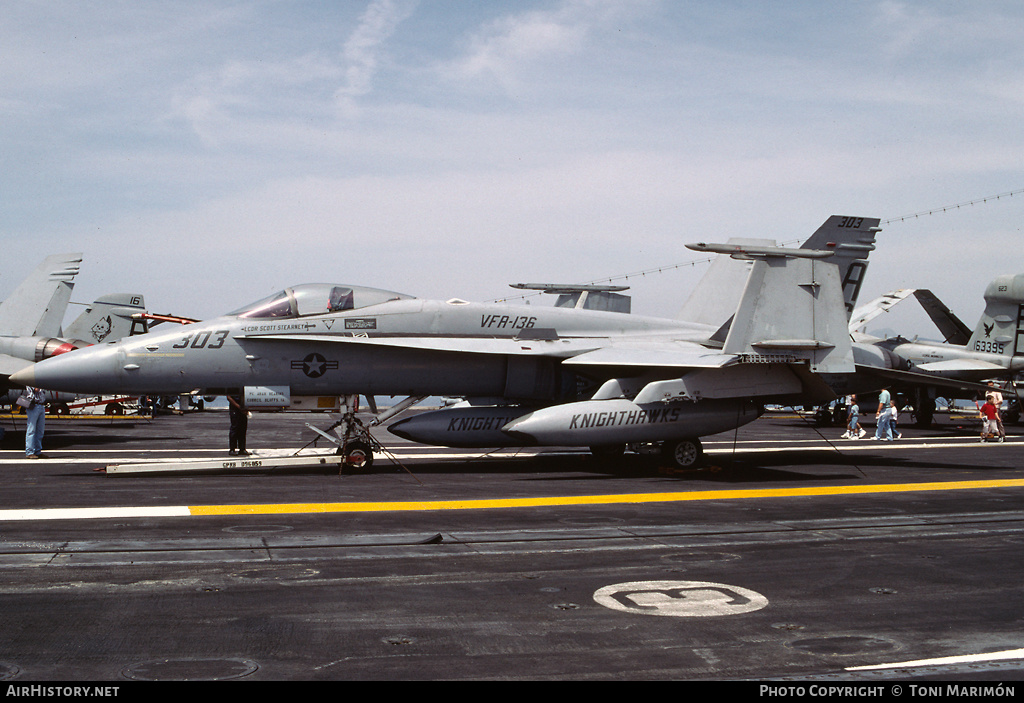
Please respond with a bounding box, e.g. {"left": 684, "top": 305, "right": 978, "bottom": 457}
{"left": 172, "top": 330, "right": 230, "bottom": 350}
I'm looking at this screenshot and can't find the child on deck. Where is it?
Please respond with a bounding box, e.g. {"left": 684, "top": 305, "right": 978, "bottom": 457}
{"left": 890, "top": 401, "right": 902, "bottom": 440}
{"left": 842, "top": 395, "right": 865, "bottom": 439}
{"left": 980, "top": 395, "right": 1001, "bottom": 442}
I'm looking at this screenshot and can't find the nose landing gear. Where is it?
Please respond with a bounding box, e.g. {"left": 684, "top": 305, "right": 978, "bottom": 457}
{"left": 305, "top": 394, "right": 426, "bottom": 472}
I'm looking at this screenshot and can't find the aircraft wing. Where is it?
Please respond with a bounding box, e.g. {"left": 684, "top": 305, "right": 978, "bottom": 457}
{"left": 856, "top": 364, "right": 997, "bottom": 394}
{"left": 240, "top": 330, "right": 762, "bottom": 378}
{"left": 914, "top": 359, "right": 1010, "bottom": 374}
{"left": 0, "top": 354, "right": 33, "bottom": 380}
{"left": 246, "top": 331, "right": 841, "bottom": 404}
{"left": 912, "top": 289, "right": 972, "bottom": 345}
{"left": 849, "top": 289, "right": 916, "bottom": 333}
{"left": 237, "top": 332, "right": 746, "bottom": 370}
{"left": 236, "top": 333, "right": 605, "bottom": 358}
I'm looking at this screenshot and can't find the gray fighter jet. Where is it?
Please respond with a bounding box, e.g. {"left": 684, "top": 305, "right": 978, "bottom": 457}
{"left": 0, "top": 253, "right": 146, "bottom": 394}
{"left": 13, "top": 217, "right": 877, "bottom": 468}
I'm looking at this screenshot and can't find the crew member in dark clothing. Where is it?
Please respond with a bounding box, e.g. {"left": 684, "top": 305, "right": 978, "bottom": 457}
{"left": 227, "top": 393, "right": 248, "bottom": 456}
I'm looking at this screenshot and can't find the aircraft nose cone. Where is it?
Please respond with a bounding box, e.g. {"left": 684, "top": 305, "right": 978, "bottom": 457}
{"left": 13, "top": 346, "right": 120, "bottom": 394}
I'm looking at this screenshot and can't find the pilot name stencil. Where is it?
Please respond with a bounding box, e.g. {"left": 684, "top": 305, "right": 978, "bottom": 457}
{"left": 240, "top": 323, "right": 317, "bottom": 333}
{"left": 593, "top": 580, "right": 768, "bottom": 617}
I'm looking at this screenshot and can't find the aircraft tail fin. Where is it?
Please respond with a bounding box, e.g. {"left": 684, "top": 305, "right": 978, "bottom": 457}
{"left": 685, "top": 245, "right": 854, "bottom": 375}
{"left": 799, "top": 216, "right": 880, "bottom": 314}
{"left": 966, "top": 274, "right": 1024, "bottom": 358}
{"left": 63, "top": 294, "right": 147, "bottom": 345}
{"left": 0, "top": 253, "right": 83, "bottom": 338}
{"left": 676, "top": 238, "right": 768, "bottom": 326}
{"left": 677, "top": 216, "right": 879, "bottom": 326}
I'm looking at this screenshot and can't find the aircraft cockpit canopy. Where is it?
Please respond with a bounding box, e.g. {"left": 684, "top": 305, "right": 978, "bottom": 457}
{"left": 230, "top": 284, "right": 415, "bottom": 319}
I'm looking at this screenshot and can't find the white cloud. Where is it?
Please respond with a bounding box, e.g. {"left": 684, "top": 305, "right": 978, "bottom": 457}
{"left": 336, "top": 0, "right": 420, "bottom": 108}
{"left": 444, "top": 0, "right": 649, "bottom": 94}
{"left": 2, "top": 1, "right": 1024, "bottom": 330}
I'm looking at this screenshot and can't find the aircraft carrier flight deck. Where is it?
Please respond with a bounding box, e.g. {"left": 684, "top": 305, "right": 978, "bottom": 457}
{"left": 1, "top": 408, "right": 1023, "bottom": 682}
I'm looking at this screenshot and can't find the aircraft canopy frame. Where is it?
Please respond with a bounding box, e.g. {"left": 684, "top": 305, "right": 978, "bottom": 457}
{"left": 230, "top": 284, "right": 415, "bottom": 320}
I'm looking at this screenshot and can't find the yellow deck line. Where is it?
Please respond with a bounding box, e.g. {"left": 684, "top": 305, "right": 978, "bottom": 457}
{"left": 187, "top": 478, "right": 1024, "bottom": 516}
{"left": 4, "top": 478, "right": 1024, "bottom": 522}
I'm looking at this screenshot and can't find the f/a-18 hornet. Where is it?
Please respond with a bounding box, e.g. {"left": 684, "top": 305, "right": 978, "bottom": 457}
{"left": 13, "top": 216, "right": 878, "bottom": 468}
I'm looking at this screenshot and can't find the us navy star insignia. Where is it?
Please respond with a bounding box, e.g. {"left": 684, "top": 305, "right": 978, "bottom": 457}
{"left": 291, "top": 353, "right": 338, "bottom": 378}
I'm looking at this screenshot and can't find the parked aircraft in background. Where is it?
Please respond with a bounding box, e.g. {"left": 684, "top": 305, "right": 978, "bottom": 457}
{"left": 847, "top": 276, "right": 1024, "bottom": 423}
{"left": 508, "top": 283, "right": 633, "bottom": 313}
{"left": 12, "top": 215, "right": 876, "bottom": 469}
{"left": 0, "top": 252, "right": 82, "bottom": 383}
{"left": 0, "top": 253, "right": 146, "bottom": 412}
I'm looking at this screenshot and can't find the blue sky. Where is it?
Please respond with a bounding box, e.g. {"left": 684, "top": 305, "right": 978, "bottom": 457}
{"left": 2, "top": 0, "right": 1023, "bottom": 337}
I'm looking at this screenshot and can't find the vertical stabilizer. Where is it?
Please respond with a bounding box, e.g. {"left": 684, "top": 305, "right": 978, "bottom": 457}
{"left": 0, "top": 253, "right": 83, "bottom": 337}
{"left": 799, "top": 216, "right": 880, "bottom": 314}
{"left": 966, "top": 274, "right": 1024, "bottom": 358}
{"left": 720, "top": 253, "right": 854, "bottom": 374}
{"left": 677, "top": 216, "right": 879, "bottom": 326}
{"left": 64, "top": 294, "right": 147, "bottom": 345}
{"left": 676, "top": 238, "right": 768, "bottom": 326}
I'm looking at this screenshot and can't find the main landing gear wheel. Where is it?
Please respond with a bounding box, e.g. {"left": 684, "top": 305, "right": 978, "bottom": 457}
{"left": 661, "top": 438, "right": 703, "bottom": 469}
{"left": 339, "top": 440, "right": 374, "bottom": 471}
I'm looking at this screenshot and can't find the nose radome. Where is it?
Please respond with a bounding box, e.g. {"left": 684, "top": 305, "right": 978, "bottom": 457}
{"left": 7, "top": 345, "right": 118, "bottom": 394}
